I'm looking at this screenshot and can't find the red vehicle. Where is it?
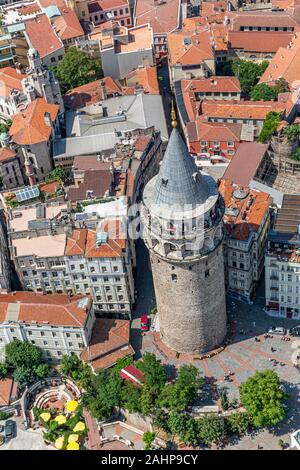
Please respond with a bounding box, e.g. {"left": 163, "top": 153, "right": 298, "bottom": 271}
{"left": 140, "top": 314, "right": 149, "bottom": 333}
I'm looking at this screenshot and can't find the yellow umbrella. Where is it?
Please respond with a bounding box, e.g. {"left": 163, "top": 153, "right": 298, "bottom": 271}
{"left": 55, "top": 415, "right": 67, "bottom": 425}
{"left": 54, "top": 437, "right": 64, "bottom": 450}
{"left": 66, "top": 400, "right": 79, "bottom": 413}
{"left": 67, "top": 441, "right": 80, "bottom": 450}
{"left": 73, "top": 421, "right": 85, "bottom": 432}
{"left": 68, "top": 434, "right": 79, "bottom": 443}
{"left": 40, "top": 412, "right": 51, "bottom": 423}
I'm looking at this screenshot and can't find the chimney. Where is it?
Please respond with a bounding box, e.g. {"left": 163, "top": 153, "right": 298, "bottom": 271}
{"left": 101, "top": 79, "right": 107, "bottom": 100}
{"left": 44, "top": 112, "right": 52, "bottom": 127}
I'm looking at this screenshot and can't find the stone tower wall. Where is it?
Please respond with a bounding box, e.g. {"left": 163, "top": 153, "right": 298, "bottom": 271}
{"left": 150, "top": 242, "right": 227, "bottom": 354}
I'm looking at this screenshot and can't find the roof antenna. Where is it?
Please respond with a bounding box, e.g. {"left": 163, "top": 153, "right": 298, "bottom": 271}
{"left": 171, "top": 99, "right": 177, "bottom": 128}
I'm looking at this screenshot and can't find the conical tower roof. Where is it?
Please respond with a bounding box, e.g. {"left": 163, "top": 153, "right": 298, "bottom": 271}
{"left": 151, "top": 128, "right": 208, "bottom": 206}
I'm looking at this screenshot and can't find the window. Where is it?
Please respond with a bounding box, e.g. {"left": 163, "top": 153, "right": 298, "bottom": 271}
{"left": 113, "top": 266, "right": 119, "bottom": 272}
{"left": 90, "top": 266, "right": 95, "bottom": 273}
{"left": 205, "top": 269, "right": 210, "bottom": 278}
{"left": 80, "top": 264, "right": 84, "bottom": 270}
{"left": 51, "top": 57, "right": 56, "bottom": 63}
{"left": 227, "top": 140, "right": 234, "bottom": 147}
{"left": 102, "top": 266, "right": 107, "bottom": 272}
{"left": 171, "top": 273, "right": 177, "bottom": 282}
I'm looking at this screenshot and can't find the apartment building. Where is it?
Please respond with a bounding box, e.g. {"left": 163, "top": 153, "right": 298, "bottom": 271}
{"left": 134, "top": 0, "right": 181, "bottom": 57}
{"left": 0, "top": 147, "right": 25, "bottom": 190}
{"left": 219, "top": 179, "right": 272, "bottom": 302}
{"left": 186, "top": 120, "right": 242, "bottom": 161}
{"left": 88, "top": 0, "right": 132, "bottom": 27}
{"left": 0, "top": 217, "right": 10, "bottom": 292}
{"left": 65, "top": 220, "right": 135, "bottom": 318}
{"left": 265, "top": 194, "right": 300, "bottom": 320}
{"left": 7, "top": 202, "right": 135, "bottom": 318}
{"left": 168, "top": 29, "right": 215, "bottom": 84}
{"left": 199, "top": 100, "right": 286, "bottom": 137}
{"left": 9, "top": 98, "right": 60, "bottom": 183}
{"left": 95, "top": 23, "right": 154, "bottom": 80}
{"left": 0, "top": 292, "right": 95, "bottom": 362}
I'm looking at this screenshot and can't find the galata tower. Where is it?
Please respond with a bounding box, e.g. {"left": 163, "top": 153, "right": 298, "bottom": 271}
{"left": 142, "top": 115, "right": 227, "bottom": 354}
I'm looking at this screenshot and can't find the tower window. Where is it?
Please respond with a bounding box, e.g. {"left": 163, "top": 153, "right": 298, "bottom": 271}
{"left": 205, "top": 269, "right": 210, "bottom": 278}
{"left": 189, "top": 266, "right": 192, "bottom": 271}
{"left": 171, "top": 274, "right": 177, "bottom": 282}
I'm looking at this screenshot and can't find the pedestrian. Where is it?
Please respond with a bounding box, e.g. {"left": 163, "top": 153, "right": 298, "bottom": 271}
{"left": 253, "top": 321, "right": 256, "bottom": 328}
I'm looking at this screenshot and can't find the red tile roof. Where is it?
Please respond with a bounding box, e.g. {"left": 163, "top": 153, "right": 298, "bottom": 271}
{"left": 259, "top": 34, "right": 300, "bottom": 86}
{"left": 9, "top": 98, "right": 59, "bottom": 145}
{"left": 219, "top": 179, "right": 272, "bottom": 241}
{"left": 53, "top": 5, "right": 84, "bottom": 41}
{"left": 135, "top": 0, "right": 181, "bottom": 35}
{"left": 65, "top": 228, "right": 87, "bottom": 256}
{"left": 228, "top": 10, "right": 300, "bottom": 30}
{"left": 200, "top": 99, "right": 286, "bottom": 120}
{"left": 222, "top": 142, "right": 268, "bottom": 187}
{"left": 0, "top": 147, "right": 16, "bottom": 163}
{"left": 119, "top": 364, "right": 145, "bottom": 385}
{"left": 168, "top": 28, "right": 214, "bottom": 65}
{"left": 0, "top": 67, "right": 27, "bottom": 98}
{"left": 85, "top": 220, "right": 126, "bottom": 258}
{"left": 63, "top": 77, "right": 122, "bottom": 109}
{"left": 25, "top": 14, "right": 63, "bottom": 58}
{"left": 187, "top": 120, "right": 242, "bottom": 151}
{"left": 228, "top": 31, "right": 294, "bottom": 53}
{"left": 67, "top": 169, "right": 113, "bottom": 202}
{"left": 0, "top": 377, "right": 14, "bottom": 406}
{"left": 65, "top": 220, "right": 126, "bottom": 259}
{"left": 0, "top": 292, "right": 92, "bottom": 327}
{"left": 73, "top": 156, "right": 111, "bottom": 171}
{"left": 123, "top": 66, "right": 159, "bottom": 94}
{"left": 80, "top": 318, "right": 134, "bottom": 370}
{"left": 88, "top": 0, "right": 128, "bottom": 13}
{"left": 182, "top": 76, "right": 241, "bottom": 94}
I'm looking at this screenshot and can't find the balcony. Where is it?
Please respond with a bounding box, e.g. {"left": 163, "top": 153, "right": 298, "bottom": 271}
{"left": 270, "top": 286, "right": 279, "bottom": 291}
{"left": 270, "top": 274, "right": 279, "bottom": 280}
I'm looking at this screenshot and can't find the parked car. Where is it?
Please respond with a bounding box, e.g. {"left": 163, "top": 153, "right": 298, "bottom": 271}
{"left": 289, "top": 326, "right": 300, "bottom": 337}
{"left": 4, "top": 420, "right": 15, "bottom": 439}
{"left": 268, "top": 326, "right": 286, "bottom": 335}
{"left": 140, "top": 314, "right": 149, "bottom": 333}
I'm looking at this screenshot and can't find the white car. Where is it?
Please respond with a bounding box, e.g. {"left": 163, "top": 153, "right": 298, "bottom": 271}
{"left": 268, "top": 326, "right": 286, "bottom": 335}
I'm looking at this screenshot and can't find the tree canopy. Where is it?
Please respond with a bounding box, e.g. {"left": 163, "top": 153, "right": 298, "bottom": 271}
{"left": 51, "top": 47, "right": 102, "bottom": 94}
{"left": 197, "top": 414, "right": 227, "bottom": 445}
{"left": 230, "top": 59, "right": 269, "bottom": 95}
{"left": 158, "top": 365, "right": 204, "bottom": 412}
{"left": 282, "top": 124, "right": 300, "bottom": 142}
{"left": 257, "top": 111, "right": 281, "bottom": 143}
{"left": 239, "top": 370, "right": 288, "bottom": 428}
{"left": 5, "top": 340, "right": 48, "bottom": 389}
{"left": 136, "top": 353, "right": 167, "bottom": 396}
{"left": 250, "top": 83, "right": 278, "bottom": 101}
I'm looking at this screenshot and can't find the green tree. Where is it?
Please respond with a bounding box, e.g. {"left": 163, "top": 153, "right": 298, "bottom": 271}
{"left": 51, "top": 47, "right": 102, "bottom": 94}
{"left": 167, "top": 411, "right": 198, "bottom": 445}
{"left": 158, "top": 365, "right": 204, "bottom": 412}
{"left": 34, "top": 363, "right": 49, "bottom": 379}
{"left": 120, "top": 381, "right": 142, "bottom": 414}
{"left": 282, "top": 124, "right": 300, "bottom": 142}
{"left": 143, "top": 431, "right": 156, "bottom": 450}
{"left": 197, "top": 414, "right": 227, "bottom": 445}
{"left": 290, "top": 147, "right": 300, "bottom": 161}
{"left": 239, "top": 370, "right": 288, "bottom": 428}
{"left": 45, "top": 167, "right": 68, "bottom": 183}
{"left": 140, "top": 384, "right": 156, "bottom": 416}
{"left": 273, "top": 78, "right": 290, "bottom": 95}
{"left": 231, "top": 59, "right": 269, "bottom": 95}
{"left": 84, "top": 369, "right": 122, "bottom": 420}
{"left": 13, "top": 365, "right": 37, "bottom": 389}
{"left": 137, "top": 353, "right": 167, "bottom": 395}
{"left": 0, "top": 120, "right": 12, "bottom": 134}
{"left": 250, "top": 83, "right": 278, "bottom": 101}
{"left": 257, "top": 111, "right": 281, "bottom": 143}
{"left": 0, "top": 363, "right": 8, "bottom": 379}
{"left": 5, "top": 340, "right": 43, "bottom": 368}
{"left": 226, "top": 411, "right": 252, "bottom": 435}
{"left": 60, "top": 354, "right": 82, "bottom": 377}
